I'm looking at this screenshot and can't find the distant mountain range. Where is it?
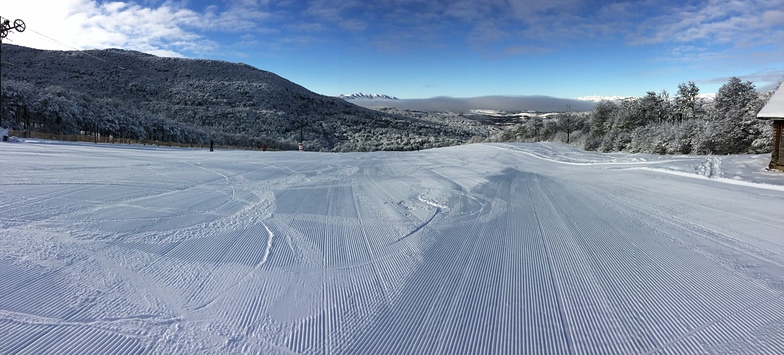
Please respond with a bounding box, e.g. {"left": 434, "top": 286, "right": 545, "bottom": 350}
{"left": 0, "top": 44, "right": 478, "bottom": 151}
{"left": 338, "top": 93, "right": 399, "bottom": 100}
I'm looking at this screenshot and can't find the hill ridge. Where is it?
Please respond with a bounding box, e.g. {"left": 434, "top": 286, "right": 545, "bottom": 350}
{"left": 0, "top": 44, "right": 476, "bottom": 151}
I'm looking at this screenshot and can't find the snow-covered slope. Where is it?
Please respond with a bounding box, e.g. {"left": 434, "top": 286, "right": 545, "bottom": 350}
{"left": 2, "top": 140, "right": 784, "bottom": 353}
{"left": 0, "top": 44, "right": 476, "bottom": 151}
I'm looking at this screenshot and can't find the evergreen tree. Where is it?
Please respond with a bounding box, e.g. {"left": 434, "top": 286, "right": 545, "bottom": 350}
{"left": 701, "top": 77, "right": 762, "bottom": 154}
{"left": 676, "top": 81, "right": 701, "bottom": 121}
{"left": 584, "top": 100, "right": 617, "bottom": 151}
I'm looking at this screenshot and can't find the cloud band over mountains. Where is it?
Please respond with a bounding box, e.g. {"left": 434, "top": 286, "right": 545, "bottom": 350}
{"left": 349, "top": 95, "right": 596, "bottom": 113}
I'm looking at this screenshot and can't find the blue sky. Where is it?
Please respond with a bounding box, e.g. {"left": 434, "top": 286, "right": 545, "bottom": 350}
{"left": 3, "top": 0, "right": 784, "bottom": 99}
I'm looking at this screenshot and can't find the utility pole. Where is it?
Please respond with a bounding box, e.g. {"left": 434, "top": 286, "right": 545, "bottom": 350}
{"left": 0, "top": 16, "right": 26, "bottom": 127}
{"left": 299, "top": 122, "right": 304, "bottom": 150}
{"left": 298, "top": 116, "right": 308, "bottom": 151}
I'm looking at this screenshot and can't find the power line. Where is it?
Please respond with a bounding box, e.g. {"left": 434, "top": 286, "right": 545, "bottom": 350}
{"left": 28, "top": 28, "right": 107, "bottom": 63}
{"left": 22, "top": 26, "right": 157, "bottom": 82}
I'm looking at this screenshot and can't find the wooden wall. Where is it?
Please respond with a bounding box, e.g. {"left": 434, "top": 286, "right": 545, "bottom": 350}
{"left": 772, "top": 120, "right": 783, "bottom": 170}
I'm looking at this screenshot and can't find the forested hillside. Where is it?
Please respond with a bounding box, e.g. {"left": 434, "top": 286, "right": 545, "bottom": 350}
{"left": 0, "top": 44, "right": 481, "bottom": 151}
{"left": 2, "top": 44, "right": 776, "bottom": 155}
{"left": 491, "top": 78, "right": 777, "bottom": 155}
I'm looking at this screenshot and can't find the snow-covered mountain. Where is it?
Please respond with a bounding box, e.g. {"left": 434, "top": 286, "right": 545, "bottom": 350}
{"left": 338, "top": 93, "right": 399, "bottom": 100}
{"left": 0, "top": 44, "right": 477, "bottom": 151}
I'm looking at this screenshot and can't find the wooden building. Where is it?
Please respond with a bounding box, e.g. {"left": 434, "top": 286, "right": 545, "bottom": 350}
{"left": 757, "top": 84, "right": 784, "bottom": 170}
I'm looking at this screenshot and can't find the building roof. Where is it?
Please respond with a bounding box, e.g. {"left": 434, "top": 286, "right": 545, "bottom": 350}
{"left": 758, "top": 83, "right": 784, "bottom": 119}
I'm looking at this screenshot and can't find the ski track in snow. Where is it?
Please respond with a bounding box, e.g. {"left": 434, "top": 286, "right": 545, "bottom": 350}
{"left": 1, "top": 141, "right": 784, "bottom": 354}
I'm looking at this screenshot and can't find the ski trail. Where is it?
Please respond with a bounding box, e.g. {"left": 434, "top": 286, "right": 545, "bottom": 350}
{"left": 647, "top": 293, "right": 784, "bottom": 353}
{"left": 527, "top": 176, "right": 576, "bottom": 355}
{"left": 187, "top": 162, "right": 236, "bottom": 201}
{"left": 350, "top": 179, "right": 391, "bottom": 303}
{"left": 389, "top": 195, "right": 443, "bottom": 245}
{"left": 5, "top": 142, "right": 784, "bottom": 353}
{"left": 256, "top": 222, "right": 274, "bottom": 268}
{"left": 390, "top": 208, "right": 439, "bottom": 245}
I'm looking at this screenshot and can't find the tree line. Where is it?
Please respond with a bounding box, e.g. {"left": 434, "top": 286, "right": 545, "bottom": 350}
{"left": 492, "top": 77, "right": 775, "bottom": 155}
{"left": 0, "top": 79, "right": 478, "bottom": 152}
{"left": 1, "top": 48, "right": 775, "bottom": 156}
{"left": 1, "top": 80, "right": 215, "bottom": 144}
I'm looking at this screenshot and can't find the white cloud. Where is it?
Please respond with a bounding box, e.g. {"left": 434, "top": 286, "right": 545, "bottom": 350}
{"left": 762, "top": 9, "right": 784, "bottom": 26}
{"left": 203, "top": 1, "right": 274, "bottom": 33}
{"left": 2, "top": 0, "right": 215, "bottom": 57}
{"left": 467, "top": 21, "right": 509, "bottom": 47}
{"left": 507, "top": 0, "right": 582, "bottom": 19}
{"left": 630, "top": 0, "right": 784, "bottom": 46}
{"left": 3, "top": 0, "right": 84, "bottom": 50}
{"left": 444, "top": 1, "right": 485, "bottom": 21}
{"left": 302, "top": 0, "right": 367, "bottom": 31}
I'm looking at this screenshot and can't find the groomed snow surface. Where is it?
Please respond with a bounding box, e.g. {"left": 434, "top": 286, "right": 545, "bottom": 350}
{"left": 2, "top": 140, "right": 784, "bottom": 354}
